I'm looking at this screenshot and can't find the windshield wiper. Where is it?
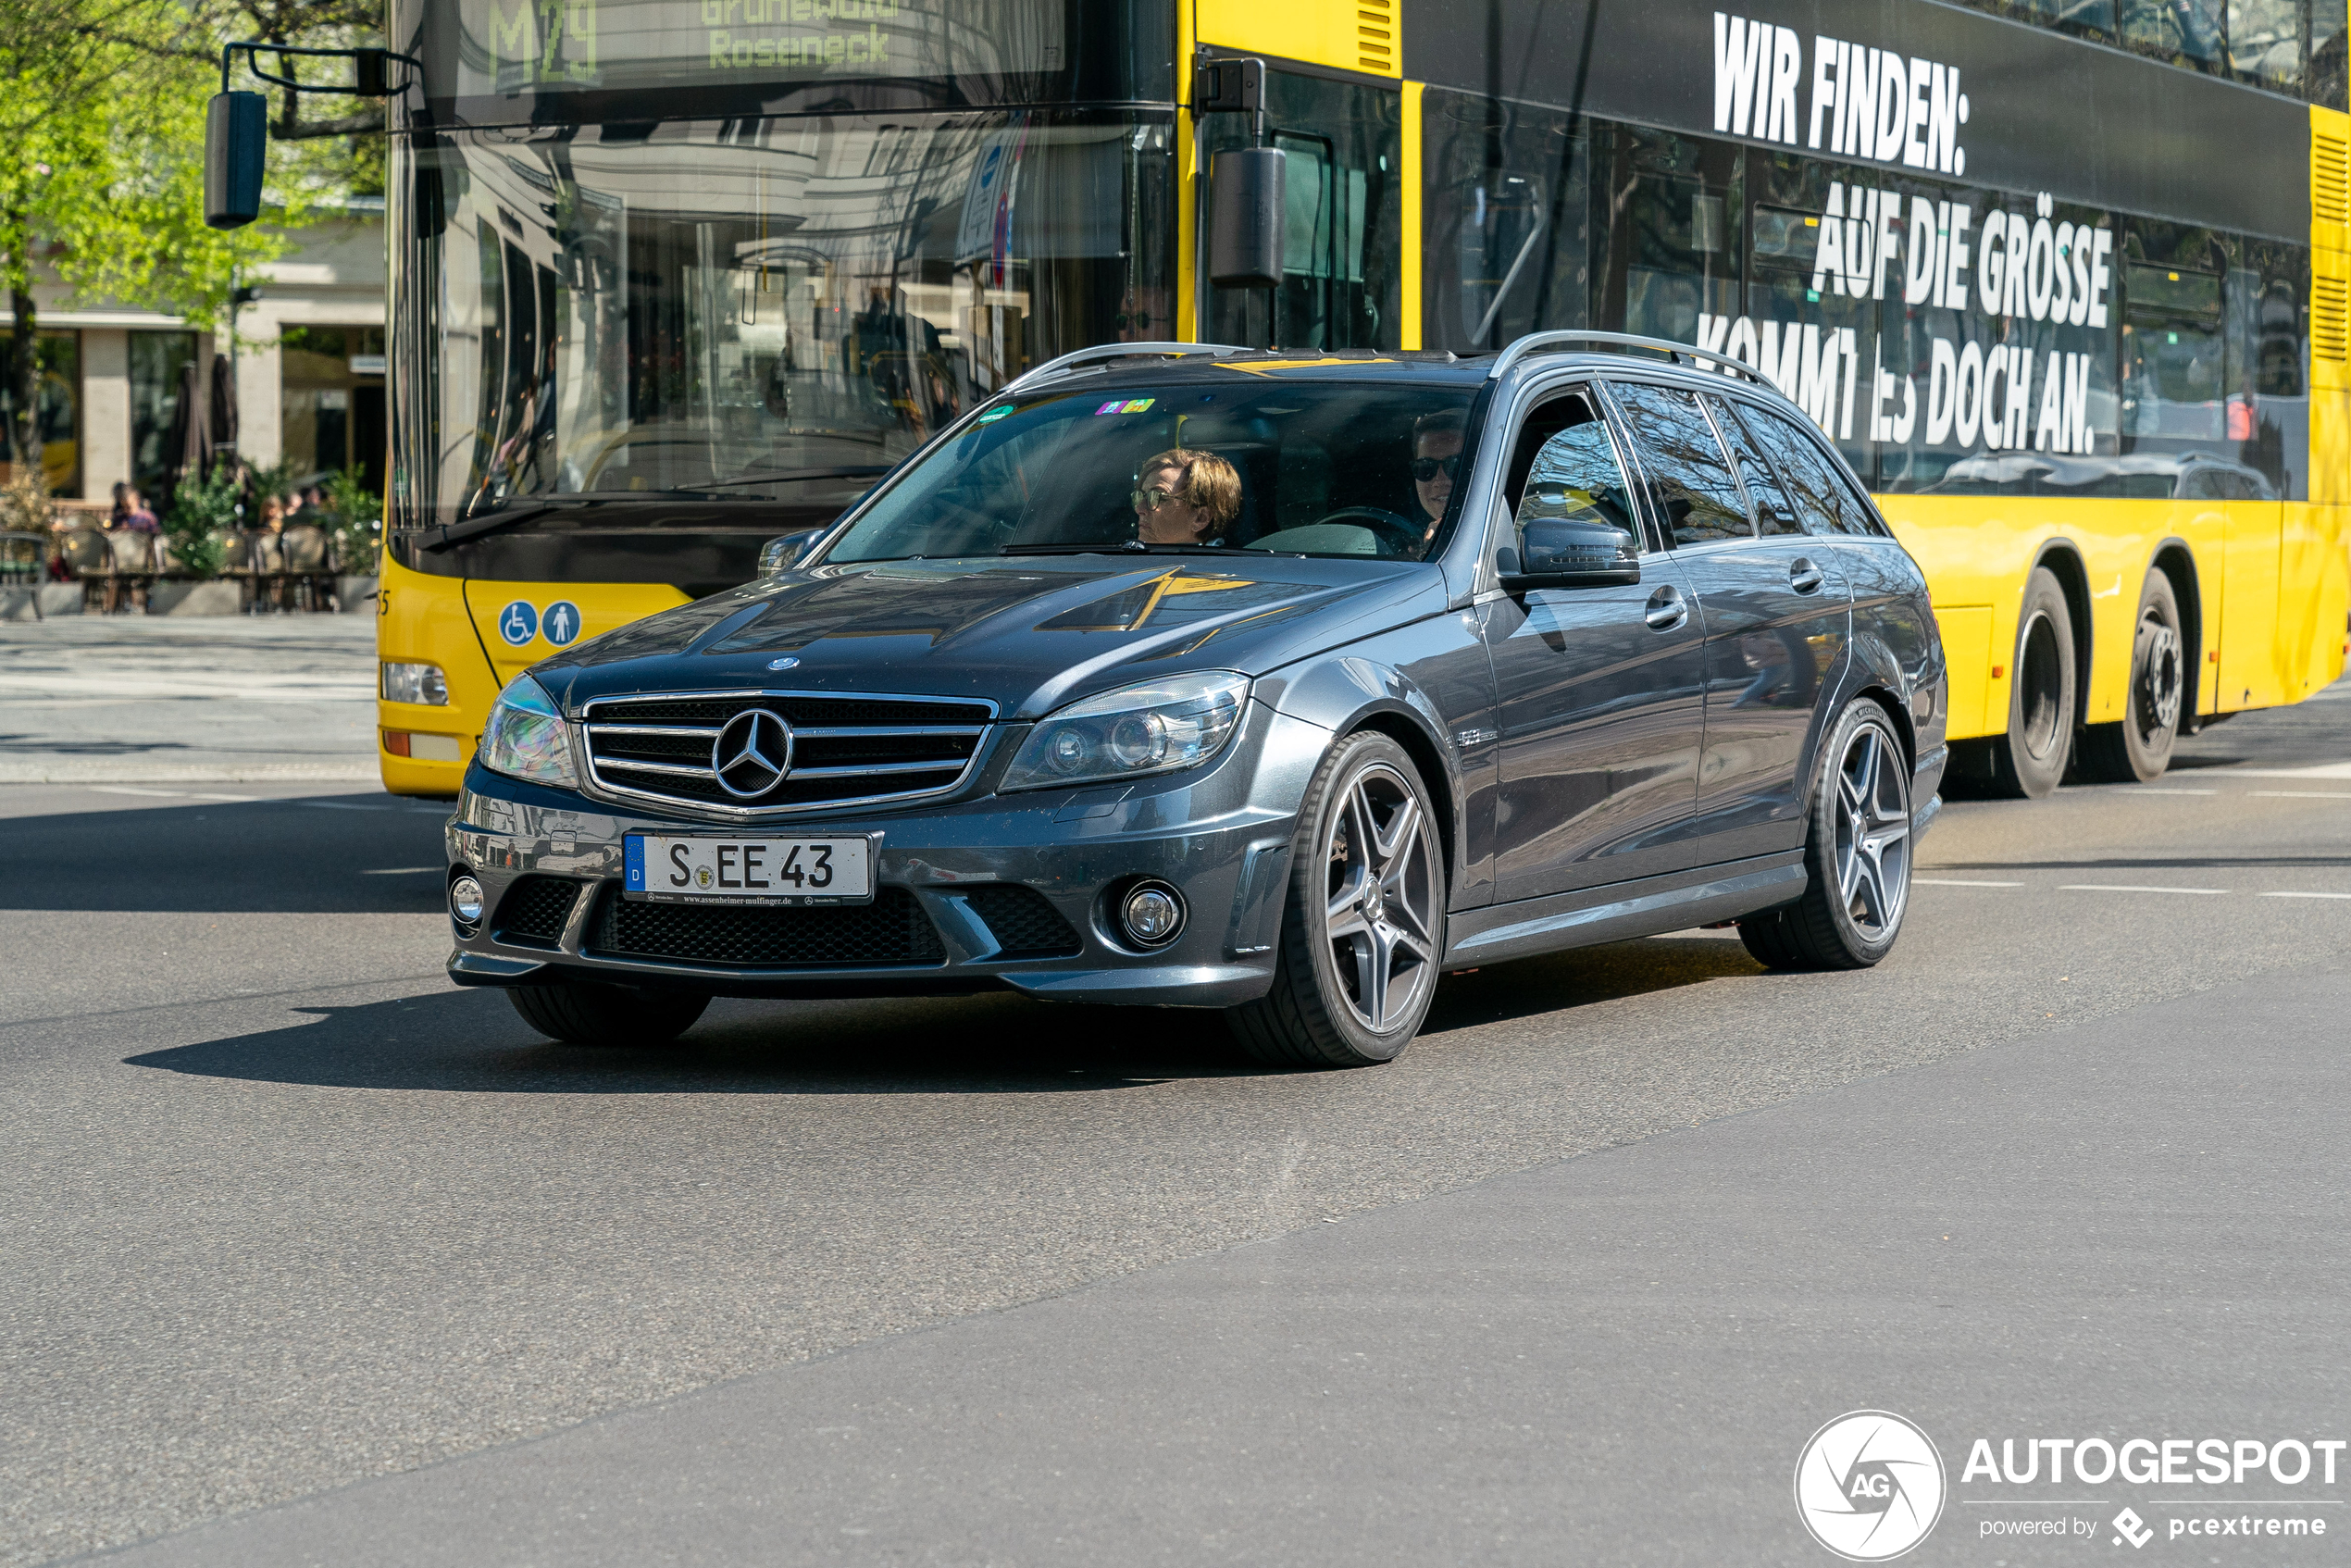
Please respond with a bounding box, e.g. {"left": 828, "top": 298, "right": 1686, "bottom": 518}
{"left": 688, "top": 466, "right": 892, "bottom": 490}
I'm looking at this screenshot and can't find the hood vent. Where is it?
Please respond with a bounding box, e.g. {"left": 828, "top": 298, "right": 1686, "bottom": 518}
{"left": 580, "top": 690, "right": 996, "bottom": 817}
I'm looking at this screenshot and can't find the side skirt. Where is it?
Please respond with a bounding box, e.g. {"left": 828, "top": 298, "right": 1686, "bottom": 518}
{"left": 1441, "top": 852, "right": 1809, "bottom": 968}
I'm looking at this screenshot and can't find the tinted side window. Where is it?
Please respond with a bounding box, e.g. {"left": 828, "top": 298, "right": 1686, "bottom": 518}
{"left": 1607, "top": 381, "right": 1753, "bottom": 547}
{"left": 1517, "top": 405, "right": 1641, "bottom": 548}
{"left": 1705, "top": 394, "right": 1801, "bottom": 537}
{"left": 1737, "top": 404, "right": 1881, "bottom": 537}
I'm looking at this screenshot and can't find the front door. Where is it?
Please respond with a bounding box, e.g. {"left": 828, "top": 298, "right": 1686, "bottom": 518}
{"left": 1607, "top": 380, "right": 1849, "bottom": 865}
{"left": 1483, "top": 388, "right": 1710, "bottom": 903}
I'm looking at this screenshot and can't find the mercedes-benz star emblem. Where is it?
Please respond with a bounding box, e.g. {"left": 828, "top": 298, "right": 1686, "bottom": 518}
{"left": 712, "top": 708, "right": 792, "bottom": 798}
{"left": 766, "top": 656, "right": 799, "bottom": 670}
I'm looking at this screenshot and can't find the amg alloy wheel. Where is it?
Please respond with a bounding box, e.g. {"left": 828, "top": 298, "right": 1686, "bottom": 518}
{"left": 1228, "top": 732, "right": 1445, "bottom": 1068}
{"left": 2075, "top": 570, "right": 2183, "bottom": 783}
{"left": 1740, "top": 699, "right": 1913, "bottom": 971}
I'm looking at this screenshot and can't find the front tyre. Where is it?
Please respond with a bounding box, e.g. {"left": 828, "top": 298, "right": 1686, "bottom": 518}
{"left": 1227, "top": 732, "right": 1446, "bottom": 1068}
{"left": 1739, "top": 699, "right": 1914, "bottom": 971}
{"left": 508, "top": 982, "right": 711, "bottom": 1047}
{"left": 2073, "top": 570, "right": 2184, "bottom": 783}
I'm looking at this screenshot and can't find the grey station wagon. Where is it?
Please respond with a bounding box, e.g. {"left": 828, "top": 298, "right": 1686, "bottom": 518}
{"left": 444, "top": 331, "right": 1948, "bottom": 1068}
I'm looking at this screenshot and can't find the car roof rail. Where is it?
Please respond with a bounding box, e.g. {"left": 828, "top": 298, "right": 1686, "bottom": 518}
{"left": 1485, "top": 330, "right": 1772, "bottom": 388}
{"left": 1005, "top": 341, "right": 1252, "bottom": 394}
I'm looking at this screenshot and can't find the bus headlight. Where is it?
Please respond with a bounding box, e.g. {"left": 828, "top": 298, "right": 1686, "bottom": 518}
{"left": 380, "top": 661, "right": 448, "bottom": 704}
{"left": 479, "top": 675, "right": 578, "bottom": 788}
{"left": 1001, "top": 672, "right": 1249, "bottom": 791}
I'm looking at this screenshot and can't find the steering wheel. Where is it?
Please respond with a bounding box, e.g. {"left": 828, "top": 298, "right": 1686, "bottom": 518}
{"left": 1312, "top": 507, "right": 1425, "bottom": 558}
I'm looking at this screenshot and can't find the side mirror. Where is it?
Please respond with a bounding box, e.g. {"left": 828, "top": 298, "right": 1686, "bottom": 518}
{"left": 205, "top": 92, "right": 267, "bottom": 230}
{"left": 758, "top": 528, "right": 827, "bottom": 575}
{"left": 1498, "top": 515, "right": 1641, "bottom": 591}
{"left": 1207, "top": 147, "right": 1286, "bottom": 287}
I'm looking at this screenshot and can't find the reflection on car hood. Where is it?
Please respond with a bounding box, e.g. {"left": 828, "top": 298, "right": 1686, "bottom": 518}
{"left": 533, "top": 555, "right": 1446, "bottom": 719}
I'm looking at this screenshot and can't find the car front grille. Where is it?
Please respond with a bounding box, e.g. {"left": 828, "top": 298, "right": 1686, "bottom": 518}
{"left": 495, "top": 876, "right": 579, "bottom": 947}
{"left": 580, "top": 691, "right": 995, "bottom": 815}
{"left": 586, "top": 887, "right": 947, "bottom": 969}
{"left": 959, "top": 885, "right": 1084, "bottom": 959}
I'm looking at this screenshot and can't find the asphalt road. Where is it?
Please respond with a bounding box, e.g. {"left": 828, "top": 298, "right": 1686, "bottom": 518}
{"left": 1, "top": 666, "right": 2346, "bottom": 1565}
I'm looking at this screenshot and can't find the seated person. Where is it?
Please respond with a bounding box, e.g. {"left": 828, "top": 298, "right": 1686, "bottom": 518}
{"left": 1133, "top": 448, "right": 1241, "bottom": 545}
{"left": 1411, "top": 410, "right": 1466, "bottom": 546}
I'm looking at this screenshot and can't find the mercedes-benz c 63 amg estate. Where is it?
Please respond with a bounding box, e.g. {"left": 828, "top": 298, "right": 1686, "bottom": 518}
{"left": 443, "top": 332, "right": 1947, "bottom": 1068}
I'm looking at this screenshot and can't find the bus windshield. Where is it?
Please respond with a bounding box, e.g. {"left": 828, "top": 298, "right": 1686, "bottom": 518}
{"left": 824, "top": 380, "right": 1476, "bottom": 564}
{"left": 388, "top": 111, "right": 1175, "bottom": 530}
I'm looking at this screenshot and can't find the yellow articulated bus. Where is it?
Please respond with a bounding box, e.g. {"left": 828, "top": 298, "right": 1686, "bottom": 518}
{"left": 377, "top": 0, "right": 2348, "bottom": 798}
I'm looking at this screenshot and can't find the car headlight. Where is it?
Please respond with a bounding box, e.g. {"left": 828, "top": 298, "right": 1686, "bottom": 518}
{"left": 379, "top": 661, "right": 448, "bottom": 705}
{"left": 479, "top": 675, "right": 578, "bottom": 788}
{"left": 1001, "top": 671, "right": 1250, "bottom": 792}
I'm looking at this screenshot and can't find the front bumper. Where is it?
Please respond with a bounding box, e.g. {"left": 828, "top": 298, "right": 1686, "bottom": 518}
{"left": 443, "top": 703, "right": 1326, "bottom": 1009}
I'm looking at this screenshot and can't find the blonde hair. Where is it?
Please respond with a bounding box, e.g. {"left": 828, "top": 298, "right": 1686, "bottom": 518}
{"left": 1140, "top": 447, "right": 1241, "bottom": 529}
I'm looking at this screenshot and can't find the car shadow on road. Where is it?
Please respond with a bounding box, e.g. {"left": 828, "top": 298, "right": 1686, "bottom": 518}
{"left": 123, "top": 936, "right": 1764, "bottom": 1093}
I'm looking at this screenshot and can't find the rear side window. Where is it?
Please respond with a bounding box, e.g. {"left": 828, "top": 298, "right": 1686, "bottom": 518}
{"left": 1606, "top": 381, "right": 1754, "bottom": 547}
{"left": 1734, "top": 404, "right": 1884, "bottom": 537}
{"left": 1704, "top": 393, "right": 1801, "bottom": 537}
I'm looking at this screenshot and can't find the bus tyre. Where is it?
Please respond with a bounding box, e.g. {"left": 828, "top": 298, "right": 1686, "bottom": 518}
{"left": 2074, "top": 571, "right": 2184, "bottom": 784}
{"left": 1227, "top": 732, "right": 1446, "bottom": 1069}
{"left": 1738, "top": 698, "right": 1913, "bottom": 971}
{"left": 1986, "top": 566, "right": 2078, "bottom": 799}
{"left": 508, "top": 982, "right": 710, "bottom": 1047}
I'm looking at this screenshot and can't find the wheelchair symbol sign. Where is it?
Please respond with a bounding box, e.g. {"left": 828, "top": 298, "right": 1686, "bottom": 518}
{"left": 497, "top": 600, "right": 539, "bottom": 646}
{"left": 542, "top": 601, "right": 582, "bottom": 647}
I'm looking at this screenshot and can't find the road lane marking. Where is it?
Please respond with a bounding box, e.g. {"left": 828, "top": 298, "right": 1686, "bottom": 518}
{"left": 89, "top": 786, "right": 186, "bottom": 798}
{"left": 2129, "top": 788, "right": 2217, "bottom": 795}
{"left": 2222, "top": 762, "right": 2351, "bottom": 778}
{"left": 2251, "top": 790, "right": 2351, "bottom": 799}
{"left": 2259, "top": 890, "right": 2351, "bottom": 900}
{"left": 2060, "top": 884, "right": 2228, "bottom": 894}
{"left": 1914, "top": 878, "right": 2024, "bottom": 887}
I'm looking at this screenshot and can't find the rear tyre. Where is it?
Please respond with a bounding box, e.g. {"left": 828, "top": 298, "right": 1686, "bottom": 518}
{"left": 2073, "top": 571, "right": 2183, "bottom": 784}
{"left": 508, "top": 982, "right": 710, "bottom": 1047}
{"left": 1738, "top": 699, "right": 1914, "bottom": 971}
{"left": 1226, "top": 732, "right": 1446, "bottom": 1069}
{"left": 1984, "top": 566, "right": 2078, "bottom": 799}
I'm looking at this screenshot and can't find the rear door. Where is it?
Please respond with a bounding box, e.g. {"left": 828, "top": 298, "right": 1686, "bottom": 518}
{"left": 1482, "top": 386, "right": 1709, "bottom": 902}
{"left": 1605, "top": 381, "right": 1848, "bottom": 865}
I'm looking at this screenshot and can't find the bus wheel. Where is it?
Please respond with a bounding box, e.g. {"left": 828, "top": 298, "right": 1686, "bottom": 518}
{"left": 1984, "top": 567, "right": 2078, "bottom": 799}
{"left": 508, "top": 982, "right": 710, "bottom": 1047}
{"left": 2075, "top": 572, "right": 2183, "bottom": 784}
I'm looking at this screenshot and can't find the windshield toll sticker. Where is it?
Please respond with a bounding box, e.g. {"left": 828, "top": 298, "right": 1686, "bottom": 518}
{"left": 541, "top": 601, "right": 582, "bottom": 647}
{"left": 1095, "top": 398, "right": 1154, "bottom": 416}
{"left": 497, "top": 600, "right": 539, "bottom": 647}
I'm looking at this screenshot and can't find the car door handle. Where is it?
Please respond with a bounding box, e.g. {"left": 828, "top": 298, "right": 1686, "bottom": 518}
{"left": 1644, "top": 584, "right": 1687, "bottom": 631}
{"left": 1789, "top": 557, "right": 1826, "bottom": 594}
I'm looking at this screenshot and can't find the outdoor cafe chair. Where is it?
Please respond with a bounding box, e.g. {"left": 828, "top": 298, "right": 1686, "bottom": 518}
{"left": 58, "top": 528, "right": 109, "bottom": 611}
{"left": 281, "top": 524, "right": 331, "bottom": 611}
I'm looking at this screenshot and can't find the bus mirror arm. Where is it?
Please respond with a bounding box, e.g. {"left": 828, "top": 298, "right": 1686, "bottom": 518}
{"left": 206, "top": 44, "right": 423, "bottom": 230}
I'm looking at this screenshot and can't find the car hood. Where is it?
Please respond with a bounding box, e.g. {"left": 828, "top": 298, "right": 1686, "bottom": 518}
{"left": 533, "top": 554, "right": 1449, "bottom": 719}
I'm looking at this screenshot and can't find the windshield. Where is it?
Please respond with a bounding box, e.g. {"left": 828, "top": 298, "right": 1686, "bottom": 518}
{"left": 824, "top": 377, "right": 1477, "bottom": 563}
{"left": 387, "top": 111, "right": 1176, "bottom": 530}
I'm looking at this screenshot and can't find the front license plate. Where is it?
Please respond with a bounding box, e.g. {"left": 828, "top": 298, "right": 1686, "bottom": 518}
{"left": 624, "top": 834, "right": 874, "bottom": 905}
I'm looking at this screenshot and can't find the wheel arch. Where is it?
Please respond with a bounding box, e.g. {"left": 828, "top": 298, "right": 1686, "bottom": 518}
{"left": 1344, "top": 709, "right": 1460, "bottom": 888}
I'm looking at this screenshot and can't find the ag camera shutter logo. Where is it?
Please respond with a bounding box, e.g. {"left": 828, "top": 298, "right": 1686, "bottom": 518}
{"left": 1795, "top": 1410, "right": 1947, "bottom": 1561}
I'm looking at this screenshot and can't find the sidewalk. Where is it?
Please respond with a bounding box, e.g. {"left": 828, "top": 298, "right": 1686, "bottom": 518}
{"left": 0, "top": 616, "right": 380, "bottom": 784}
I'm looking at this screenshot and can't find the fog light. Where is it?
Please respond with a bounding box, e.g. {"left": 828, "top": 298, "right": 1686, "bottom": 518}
{"left": 449, "top": 874, "right": 485, "bottom": 932}
{"left": 1119, "top": 880, "right": 1186, "bottom": 947}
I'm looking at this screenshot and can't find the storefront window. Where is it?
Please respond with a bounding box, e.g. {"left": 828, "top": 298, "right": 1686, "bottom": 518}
{"left": 130, "top": 331, "right": 198, "bottom": 504}
{"left": 0, "top": 330, "right": 82, "bottom": 497}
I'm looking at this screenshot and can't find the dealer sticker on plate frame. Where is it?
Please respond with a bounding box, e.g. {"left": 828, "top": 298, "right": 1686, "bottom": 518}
{"left": 623, "top": 834, "right": 875, "bottom": 905}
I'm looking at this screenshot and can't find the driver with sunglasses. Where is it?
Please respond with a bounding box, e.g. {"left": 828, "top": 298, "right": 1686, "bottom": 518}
{"left": 1411, "top": 410, "right": 1466, "bottom": 545}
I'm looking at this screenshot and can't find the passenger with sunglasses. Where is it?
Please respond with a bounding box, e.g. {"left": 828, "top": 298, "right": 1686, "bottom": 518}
{"left": 1132, "top": 447, "right": 1242, "bottom": 545}
{"left": 1410, "top": 410, "right": 1467, "bottom": 543}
